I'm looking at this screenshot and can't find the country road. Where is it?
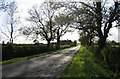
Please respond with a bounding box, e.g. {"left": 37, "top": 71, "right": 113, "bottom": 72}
{"left": 2, "top": 45, "right": 80, "bottom": 77}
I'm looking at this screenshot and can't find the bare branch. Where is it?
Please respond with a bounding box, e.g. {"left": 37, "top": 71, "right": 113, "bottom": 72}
{"left": 0, "top": 29, "right": 10, "bottom": 38}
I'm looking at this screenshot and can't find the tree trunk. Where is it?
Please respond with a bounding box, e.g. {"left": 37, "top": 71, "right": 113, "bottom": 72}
{"left": 95, "top": 1, "right": 105, "bottom": 59}
{"left": 56, "top": 28, "right": 60, "bottom": 50}
{"left": 10, "top": 23, "right": 13, "bottom": 44}
{"left": 98, "top": 36, "right": 106, "bottom": 49}
{"left": 56, "top": 36, "right": 60, "bottom": 50}
{"left": 87, "top": 31, "right": 92, "bottom": 46}
{"left": 89, "top": 34, "right": 92, "bottom": 46}
{"left": 95, "top": 36, "right": 107, "bottom": 61}
{"left": 47, "top": 40, "right": 50, "bottom": 47}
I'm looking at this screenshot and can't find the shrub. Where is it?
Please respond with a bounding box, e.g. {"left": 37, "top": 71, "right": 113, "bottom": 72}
{"left": 2, "top": 44, "right": 73, "bottom": 61}
{"left": 101, "top": 45, "right": 120, "bottom": 76}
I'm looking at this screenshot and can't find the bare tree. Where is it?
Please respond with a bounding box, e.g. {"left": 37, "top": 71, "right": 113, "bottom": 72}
{"left": 65, "top": 1, "right": 120, "bottom": 49}
{"left": 54, "top": 13, "right": 74, "bottom": 49}
{"left": 0, "top": 0, "right": 7, "bottom": 10}
{"left": 78, "top": 1, "right": 120, "bottom": 50}
{"left": 0, "top": 1, "right": 20, "bottom": 44}
{"left": 25, "top": 2, "right": 59, "bottom": 47}
{"left": 61, "top": 2, "right": 97, "bottom": 46}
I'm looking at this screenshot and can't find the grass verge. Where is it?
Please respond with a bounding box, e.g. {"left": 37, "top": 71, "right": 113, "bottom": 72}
{"left": 61, "top": 46, "right": 112, "bottom": 78}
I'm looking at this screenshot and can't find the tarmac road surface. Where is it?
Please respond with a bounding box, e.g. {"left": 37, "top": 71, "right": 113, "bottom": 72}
{"left": 2, "top": 45, "right": 80, "bottom": 77}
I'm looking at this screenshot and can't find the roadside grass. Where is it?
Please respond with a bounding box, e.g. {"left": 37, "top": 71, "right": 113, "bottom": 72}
{"left": 1, "top": 45, "right": 76, "bottom": 65}
{"left": 61, "top": 46, "right": 112, "bottom": 78}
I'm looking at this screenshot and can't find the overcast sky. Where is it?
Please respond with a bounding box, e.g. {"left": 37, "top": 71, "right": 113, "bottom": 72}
{"left": 0, "top": 0, "right": 119, "bottom": 44}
